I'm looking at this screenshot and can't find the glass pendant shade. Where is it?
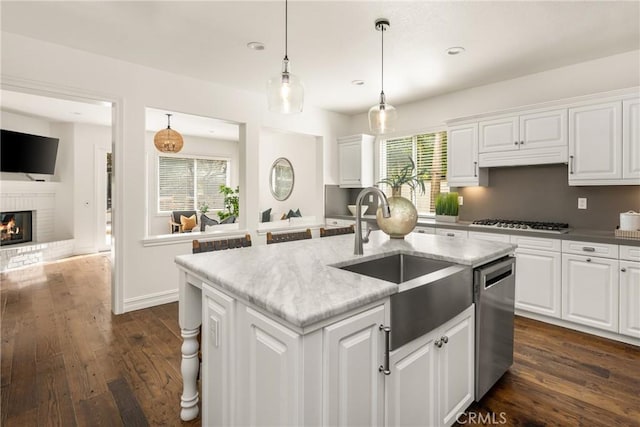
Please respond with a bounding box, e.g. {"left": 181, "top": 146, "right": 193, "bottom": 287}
{"left": 154, "top": 114, "right": 184, "bottom": 153}
{"left": 267, "top": 58, "right": 304, "bottom": 114}
{"left": 369, "top": 93, "right": 397, "bottom": 135}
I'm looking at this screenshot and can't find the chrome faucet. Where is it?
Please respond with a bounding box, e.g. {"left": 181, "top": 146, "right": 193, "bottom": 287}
{"left": 354, "top": 187, "right": 391, "bottom": 255}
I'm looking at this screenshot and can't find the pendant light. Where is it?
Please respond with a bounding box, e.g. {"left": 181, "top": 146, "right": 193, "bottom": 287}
{"left": 368, "top": 18, "right": 397, "bottom": 135}
{"left": 154, "top": 113, "right": 184, "bottom": 153}
{"left": 267, "top": 0, "right": 304, "bottom": 114}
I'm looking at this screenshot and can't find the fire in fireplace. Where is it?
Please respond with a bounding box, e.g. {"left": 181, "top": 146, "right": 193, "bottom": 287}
{"left": 1, "top": 211, "right": 33, "bottom": 246}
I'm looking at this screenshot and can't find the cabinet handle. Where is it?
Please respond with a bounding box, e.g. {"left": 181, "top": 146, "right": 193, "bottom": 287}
{"left": 569, "top": 155, "right": 574, "bottom": 174}
{"left": 473, "top": 161, "right": 478, "bottom": 177}
{"left": 434, "top": 339, "right": 443, "bottom": 348}
{"left": 586, "top": 258, "right": 592, "bottom": 262}
{"left": 582, "top": 247, "right": 596, "bottom": 252}
{"left": 379, "top": 325, "right": 391, "bottom": 375}
{"left": 446, "top": 233, "right": 455, "bottom": 237}
{"left": 621, "top": 268, "right": 627, "bottom": 272}
{"left": 520, "top": 141, "right": 524, "bottom": 145}
{"left": 514, "top": 141, "right": 518, "bottom": 146}
{"left": 441, "top": 335, "right": 449, "bottom": 344}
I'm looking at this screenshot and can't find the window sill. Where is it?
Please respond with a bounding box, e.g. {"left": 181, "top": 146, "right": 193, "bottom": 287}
{"left": 142, "top": 225, "right": 247, "bottom": 247}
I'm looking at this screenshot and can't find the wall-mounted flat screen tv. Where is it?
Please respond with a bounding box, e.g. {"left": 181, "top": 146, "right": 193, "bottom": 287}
{"left": 0, "top": 129, "right": 59, "bottom": 175}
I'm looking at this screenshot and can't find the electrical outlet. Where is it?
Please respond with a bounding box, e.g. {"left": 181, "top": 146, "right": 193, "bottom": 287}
{"left": 578, "top": 198, "right": 587, "bottom": 210}
{"left": 458, "top": 196, "right": 464, "bottom": 206}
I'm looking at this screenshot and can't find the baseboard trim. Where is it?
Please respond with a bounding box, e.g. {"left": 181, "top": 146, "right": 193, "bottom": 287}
{"left": 124, "top": 289, "right": 178, "bottom": 312}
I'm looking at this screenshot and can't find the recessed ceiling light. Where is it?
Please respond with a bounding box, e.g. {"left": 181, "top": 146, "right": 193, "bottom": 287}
{"left": 446, "top": 46, "right": 466, "bottom": 56}
{"left": 351, "top": 80, "right": 365, "bottom": 86}
{"left": 247, "top": 41, "right": 265, "bottom": 51}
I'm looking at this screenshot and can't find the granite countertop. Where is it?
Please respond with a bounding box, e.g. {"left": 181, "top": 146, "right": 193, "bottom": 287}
{"left": 175, "top": 231, "right": 515, "bottom": 330}
{"left": 327, "top": 215, "right": 640, "bottom": 246}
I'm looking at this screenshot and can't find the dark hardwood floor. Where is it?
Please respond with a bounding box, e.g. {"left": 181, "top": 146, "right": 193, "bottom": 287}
{"left": 2, "top": 254, "right": 639, "bottom": 426}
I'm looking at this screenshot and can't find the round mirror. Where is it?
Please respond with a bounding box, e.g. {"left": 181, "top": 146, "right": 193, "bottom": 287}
{"left": 269, "top": 157, "right": 294, "bottom": 201}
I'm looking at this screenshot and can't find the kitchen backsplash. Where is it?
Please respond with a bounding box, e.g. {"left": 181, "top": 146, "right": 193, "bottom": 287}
{"left": 326, "top": 164, "right": 639, "bottom": 231}
{"left": 455, "top": 164, "right": 640, "bottom": 231}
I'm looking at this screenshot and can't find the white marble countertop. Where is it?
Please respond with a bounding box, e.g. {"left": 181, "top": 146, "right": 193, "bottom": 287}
{"left": 175, "top": 231, "right": 515, "bottom": 329}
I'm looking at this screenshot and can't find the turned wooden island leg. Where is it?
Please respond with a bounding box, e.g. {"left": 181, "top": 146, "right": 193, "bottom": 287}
{"left": 181, "top": 326, "right": 200, "bottom": 421}
{"left": 178, "top": 271, "right": 202, "bottom": 421}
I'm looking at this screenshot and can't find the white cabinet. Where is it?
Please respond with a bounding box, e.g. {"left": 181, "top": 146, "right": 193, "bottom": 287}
{"left": 202, "top": 286, "right": 236, "bottom": 427}
{"left": 562, "top": 253, "right": 619, "bottom": 332}
{"left": 413, "top": 226, "right": 436, "bottom": 235}
{"left": 237, "top": 306, "right": 302, "bottom": 426}
{"left": 479, "top": 109, "right": 567, "bottom": 167}
{"left": 436, "top": 228, "right": 468, "bottom": 239}
{"left": 468, "top": 231, "right": 511, "bottom": 243}
{"left": 386, "top": 305, "right": 474, "bottom": 427}
{"left": 623, "top": 98, "right": 640, "bottom": 180}
{"left": 511, "top": 236, "right": 562, "bottom": 318}
{"left": 619, "top": 245, "right": 640, "bottom": 339}
{"left": 324, "top": 305, "right": 385, "bottom": 427}
{"left": 447, "top": 124, "right": 487, "bottom": 187}
{"left": 338, "top": 134, "right": 375, "bottom": 188}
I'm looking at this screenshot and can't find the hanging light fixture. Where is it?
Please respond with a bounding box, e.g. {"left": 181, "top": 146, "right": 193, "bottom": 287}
{"left": 154, "top": 113, "right": 184, "bottom": 153}
{"left": 267, "top": 0, "right": 304, "bottom": 114}
{"left": 368, "top": 18, "right": 397, "bottom": 135}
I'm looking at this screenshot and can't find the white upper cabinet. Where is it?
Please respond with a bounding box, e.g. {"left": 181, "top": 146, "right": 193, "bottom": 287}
{"left": 623, "top": 98, "right": 640, "bottom": 180}
{"left": 568, "top": 101, "right": 622, "bottom": 183}
{"left": 479, "top": 108, "right": 567, "bottom": 167}
{"left": 447, "top": 123, "right": 488, "bottom": 187}
{"left": 338, "top": 134, "right": 375, "bottom": 188}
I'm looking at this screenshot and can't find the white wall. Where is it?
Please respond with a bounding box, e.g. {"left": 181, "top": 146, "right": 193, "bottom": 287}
{"left": 146, "top": 131, "right": 240, "bottom": 236}
{"left": 258, "top": 129, "right": 322, "bottom": 221}
{"left": 1, "top": 31, "right": 352, "bottom": 313}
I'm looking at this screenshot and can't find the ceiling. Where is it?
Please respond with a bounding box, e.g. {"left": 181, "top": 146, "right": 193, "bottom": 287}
{"left": 1, "top": 1, "right": 639, "bottom": 115}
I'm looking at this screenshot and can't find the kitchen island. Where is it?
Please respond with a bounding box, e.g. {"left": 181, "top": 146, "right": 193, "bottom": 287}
{"left": 175, "top": 231, "right": 515, "bottom": 425}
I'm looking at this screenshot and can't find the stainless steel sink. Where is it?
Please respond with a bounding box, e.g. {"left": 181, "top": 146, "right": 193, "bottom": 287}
{"left": 338, "top": 253, "right": 472, "bottom": 350}
{"left": 339, "top": 253, "right": 454, "bottom": 284}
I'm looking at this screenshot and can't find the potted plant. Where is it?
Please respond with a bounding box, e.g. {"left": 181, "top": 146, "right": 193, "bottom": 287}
{"left": 435, "top": 192, "right": 459, "bottom": 223}
{"left": 376, "top": 157, "right": 427, "bottom": 238}
{"left": 217, "top": 185, "right": 240, "bottom": 221}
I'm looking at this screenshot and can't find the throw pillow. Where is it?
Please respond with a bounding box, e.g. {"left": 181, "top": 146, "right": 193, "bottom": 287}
{"left": 295, "top": 208, "right": 302, "bottom": 217}
{"left": 261, "top": 208, "right": 272, "bottom": 223}
{"left": 180, "top": 214, "right": 197, "bottom": 232}
{"left": 286, "top": 209, "right": 302, "bottom": 219}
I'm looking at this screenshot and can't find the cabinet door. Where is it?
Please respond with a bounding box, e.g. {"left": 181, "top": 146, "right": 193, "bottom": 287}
{"left": 569, "top": 101, "right": 622, "bottom": 181}
{"left": 386, "top": 332, "right": 438, "bottom": 427}
{"left": 438, "top": 305, "right": 475, "bottom": 427}
{"left": 468, "top": 231, "right": 511, "bottom": 243}
{"left": 622, "top": 98, "right": 640, "bottom": 180}
{"left": 619, "top": 260, "right": 640, "bottom": 338}
{"left": 448, "top": 124, "right": 485, "bottom": 186}
{"left": 436, "top": 228, "right": 468, "bottom": 239}
{"left": 479, "top": 116, "right": 519, "bottom": 153}
{"left": 519, "top": 108, "right": 567, "bottom": 150}
{"left": 562, "top": 254, "right": 619, "bottom": 332}
{"left": 514, "top": 248, "right": 561, "bottom": 318}
{"left": 202, "top": 287, "right": 235, "bottom": 427}
{"left": 239, "top": 307, "right": 301, "bottom": 427}
{"left": 324, "top": 305, "right": 385, "bottom": 427}
{"left": 339, "top": 141, "right": 363, "bottom": 187}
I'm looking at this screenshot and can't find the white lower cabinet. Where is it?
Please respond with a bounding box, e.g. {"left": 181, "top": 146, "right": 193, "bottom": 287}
{"left": 562, "top": 254, "right": 619, "bottom": 332}
{"left": 324, "top": 305, "right": 386, "bottom": 427}
{"left": 619, "top": 260, "right": 640, "bottom": 338}
{"left": 514, "top": 247, "right": 562, "bottom": 317}
{"left": 436, "top": 228, "right": 469, "bottom": 239}
{"left": 386, "top": 305, "right": 475, "bottom": 427}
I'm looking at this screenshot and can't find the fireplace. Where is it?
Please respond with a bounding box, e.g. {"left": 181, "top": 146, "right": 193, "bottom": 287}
{"left": 0, "top": 211, "right": 33, "bottom": 246}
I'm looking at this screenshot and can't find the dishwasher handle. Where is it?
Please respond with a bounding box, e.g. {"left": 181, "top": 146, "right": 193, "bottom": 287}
{"left": 478, "top": 257, "right": 515, "bottom": 290}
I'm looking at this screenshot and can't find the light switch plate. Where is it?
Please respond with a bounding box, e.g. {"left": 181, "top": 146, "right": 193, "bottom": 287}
{"left": 458, "top": 196, "right": 464, "bottom": 206}
{"left": 578, "top": 198, "right": 587, "bottom": 209}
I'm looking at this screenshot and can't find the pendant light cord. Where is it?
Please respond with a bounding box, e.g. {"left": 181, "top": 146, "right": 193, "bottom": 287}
{"left": 381, "top": 25, "right": 384, "bottom": 94}
{"left": 284, "top": 0, "right": 289, "bottom": 61}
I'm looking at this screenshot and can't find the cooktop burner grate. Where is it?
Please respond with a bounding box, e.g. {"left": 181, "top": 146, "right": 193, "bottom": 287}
{"left": 470, "top": 219, "right": 570, "bottom": 233}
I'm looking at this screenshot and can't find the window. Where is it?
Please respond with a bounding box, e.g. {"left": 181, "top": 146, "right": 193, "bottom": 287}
{"left": 158, "top": 156, "right": 230, "bottom": 212}
{"left": 380, "top": 130, "right": 448, "bottom": 215}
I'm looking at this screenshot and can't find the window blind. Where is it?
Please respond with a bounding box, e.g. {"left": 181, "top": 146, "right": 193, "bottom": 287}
{"left": 158, "top": 156, "right": 229, "bottom": 212}
{"left": 380, "top": 131, "right": 449, "bottom": 215}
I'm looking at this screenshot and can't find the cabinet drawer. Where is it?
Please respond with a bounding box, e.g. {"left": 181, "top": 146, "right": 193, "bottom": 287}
{"left": 468, "top": 231, "right": 510, "bottom": 243}
{"left": 562, "top": 240, "right": 618, "bottom": 259}
{"left": 325, "top": 218, "right": 355, "bottom": 227}
{"left": 436, "top": 229, "right": 468, "bottom": 239}
{"left": 620, "top": 245, "right": 640, "bottom": 262}
{"left": 510, "top": 235, "right": 561, "bottom": 251}
{"left": 413, "top": 226, "right": 436, "bottom": 235}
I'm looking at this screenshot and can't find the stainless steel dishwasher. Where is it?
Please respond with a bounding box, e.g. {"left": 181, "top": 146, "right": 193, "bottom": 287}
{"left": 473, "top": 256, "right": 516, "bottom": 401}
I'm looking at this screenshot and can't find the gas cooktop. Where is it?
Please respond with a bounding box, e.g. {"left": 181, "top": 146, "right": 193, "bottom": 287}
{"left": 470, "top": 219, "right": 571, "bottom": 234}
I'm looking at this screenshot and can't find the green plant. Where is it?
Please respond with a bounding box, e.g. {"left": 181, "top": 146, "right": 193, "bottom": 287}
{"left": 199, "top": 202, "right": 209, "bottom": 214}
{"left": 435, "top": 192, "right": 459, "bottom": 216}
{"left": 377, "top": 157, "right": 427, "bottom": 195}
{"left": 217, "top": 185, "right": 239, "bottom": 220}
